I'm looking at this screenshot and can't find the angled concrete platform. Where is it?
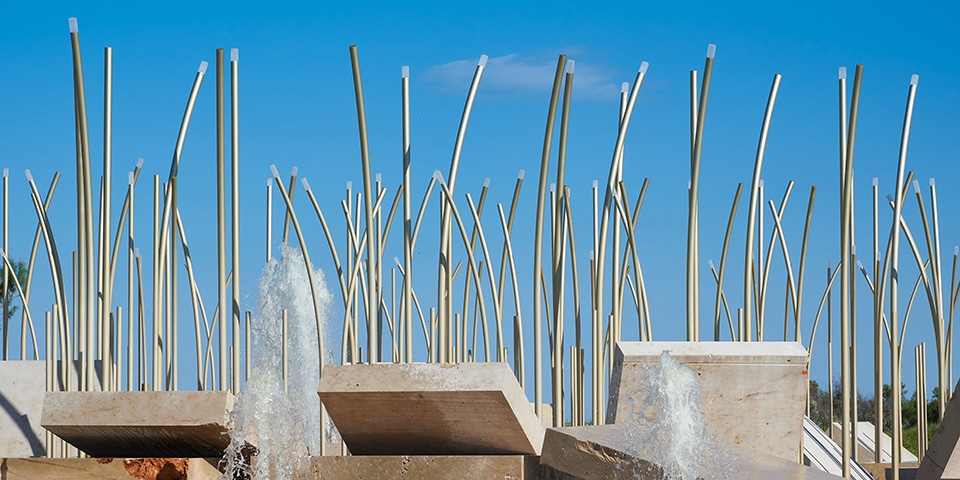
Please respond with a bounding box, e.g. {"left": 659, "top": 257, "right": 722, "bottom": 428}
{"left": 41, "top": 391, "right": 235, "bottom": 458}
{"left": 607, "top": 341, "right": 808, "bottom": 461}
{"left": 830, "top": 421, "right": 918, "bottom": 464}
{"left": 803, "top": 417, "right": 874, "bottom": 480}
{"left": 542, "top": 423, "right": 842, "bottom": 480}
{"left": 306, "top": 455, "right": 547, "bottom": 479}
{"left": 318, "top": 362, "right": 544, "bottom": 455}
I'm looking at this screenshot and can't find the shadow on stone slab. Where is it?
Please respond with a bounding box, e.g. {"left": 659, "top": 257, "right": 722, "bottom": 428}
{"left": 541, "top": 423, "right": 843, "bottom": 480}
{"left": 318, "top": 362, "right": 544, "bottom": 455}
{"left": 41, "top": 391, "right": 236, "bottom": 458}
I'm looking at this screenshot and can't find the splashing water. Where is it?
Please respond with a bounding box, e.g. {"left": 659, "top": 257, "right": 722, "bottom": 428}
{"left": 221, "top": 244, "right": 334, "bottom": 479}
{"left": 628, "top": 350, "right": 732, "bottom": 480}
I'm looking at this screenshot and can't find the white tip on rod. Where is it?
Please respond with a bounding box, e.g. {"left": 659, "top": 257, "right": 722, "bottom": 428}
{"left": 851, "top": 244, "right": 856, "bottom": 255}
{"left": 639, "top": 61, "right": 649, "bottom": 74}
{"left": 3, "top": 168, "right": 7, "bottom": 178}
{"left": 913, "top": 180, "right": 921, "bottom": 193}
{"left": 433, "top": 170, "right": 443, "bottom": 182}
{"left": 290, "top": 166, "right": 298, "bottom": 177}
{"left": 128, "top": 172, "right": 134, "bottom": 185}
{"left": 857, "top": 259, "right": 864, "bottom": 270}
{"left": 886, "top": 194, "right": 894, "bottom": 203}
{"left": 267, "top": 179, "right": 272, "bottom": 188}
{"left": 135, "top": 248, "right": 140, "bottom": 258}
{"left": 911, "top": 74, "right": 919, "bottom": 86}
{"left": 402, "top": 66, "right": 410, "bottom": 79}
{"left": 566, "top": 60, "right": 575, "bottom": 74}
{"left": 839, "top": 67, "right": 846, "bottom": 80}
{"left": 0, "top": 249, "right": 5, "bottom": 258}
{"left": 230, "top": 48, "right": 239, "bottom": 62}
{"left": 708, "top": 259, "right": 715, "bottom": 269}
{"left": 518, "top": 169, "right": 525, "bottom": 180}
{"left": 550, "top": 183, "right": 556, "bottom": 193}
{"left": 759, "top": 179, "right": 764, "bottom": 188}
{"left": 376, "top": 173, "right": 381, "bottom": 183}
{"left": 478, "top": 54, "right": 488, "bottom": 67}
{"left": 955, "top": 246, "right": 959, "bottom": 256}
{"left": 394, "top": 256, "right": 401, "bottom": 266}
{"left": 621, "top": 82, "right": 629, "bottom": 94}
{"left": 198, "top": 61, "right": 208, "bottom": 74}
{"left": 269, "top": 164, "right": 280, "bottom": 179}
{"left": 483, "top": 178, "right": 490, "bottom": 188}
{"left": 346, "top": 181, "right": 352, "bottom": 190}
{"left": 68, "top": 18, "right": 78, "bottom": 33}
{"left": 930, "top": 178, "right": 936, "bottom": 187}
{"left": 592, "top": 179, "right": 598, "bottom": 189}
{"left": 24, "top": 169, "right": 33, "bottom": 183}
{"left": 136, "top": 157, "right": 144, "bottom": 169}
{"left": 301, "top": 178, "right": 311, "bottom": 191}
{"left": 872, "top": 177, "right": 878, "bottom": 187}
{"left": 706, "top": 44, "right": 716, "bottom": 59}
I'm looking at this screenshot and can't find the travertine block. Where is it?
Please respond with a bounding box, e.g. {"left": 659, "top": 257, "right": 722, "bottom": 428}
{"left": 919, "top": 379, "right": 960, "bottom": 479}
{"left": 541, "top": 423, "right": 843, "bottom": 480}
{"left": 607, "top": 341, "right": 807, "bottom": 461}
{"left": 0, "top": 361, "right": 46, "bottom": 457}
{"left": 41, "top": 391, "right": 235, "bottom": 457}
{"left": 318, "top": 362, "right": 544, "bottom": 455}
{"left": 0, "top": 457, "right": 221, "bottom": 480}
{"left": 306, "top": 455, "right": 542, "bottom": 479}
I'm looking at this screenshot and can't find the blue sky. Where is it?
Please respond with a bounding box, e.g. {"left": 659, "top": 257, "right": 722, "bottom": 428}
{"left": 1, "top": 0, "right": 959, "bottom": 409}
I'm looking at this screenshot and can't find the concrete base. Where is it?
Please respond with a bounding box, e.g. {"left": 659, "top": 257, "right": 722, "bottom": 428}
{"left": 606, "top": 341, "right": 808, "bottom": 461}
{"left": 41, "top": 391, "right": 235, "bottom": 458}
{"left": 319, "top": 362, "right": 544, "bottom": 455}
{"left": 541, "top": 423, "right": 843, "bottom": 479}
{"left": 0, "top": 457, "right": 220, "bottom": 480}
{"left": 307, "top": 455, "right": 547, "bottom": 479}
{"left": 0, "top": 361, "right": 46, "bottom": 457}
{"left": 919, "top": 379, "right": 960, "bottom": 479}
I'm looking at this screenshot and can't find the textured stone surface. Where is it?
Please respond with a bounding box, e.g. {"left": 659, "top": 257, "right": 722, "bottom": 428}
{"left": 319, "top": 362, "right": 544, "bottom": 455}
{"left": 41, "top": 391, "right": 234, "bottom": 457}
{"left": 920, "top": 379, "right": 960, "bottom": 480}
{"left": 0, "top": 361, "right": 46, "bottom": 457}
{"left": 307, "top": 455, "right": 543, "bottom": 479}
{"left": 0, "top": 457, "right": 221, "bottom": 480}
{"left": 541, "top": 423, "right": 843, "bottom": 480}
{"left": 606, "top": 341, "right": 807, "bottom": 461}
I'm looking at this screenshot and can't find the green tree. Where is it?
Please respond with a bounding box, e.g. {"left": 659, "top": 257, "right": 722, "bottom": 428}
{"left": 0, "top": 259, "right": 29, "bottom": 327}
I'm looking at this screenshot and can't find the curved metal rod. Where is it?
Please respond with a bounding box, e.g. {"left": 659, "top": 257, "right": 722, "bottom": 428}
{"left": 707, "top": 262, "right": 736, "bottom": 340}
{"left": 743, "top": 74, "right": 782, "bottom": 341}
{"left": 465, "top": 192, "right": 503, "bottom": 361}
{"left": 0, "top": 250, "right": 38, "bottom": 358}
{"left": 497, "top": 204, "right": 524, "bottom": 386}
{"left": 805, "top": 261, "right": 842, "bottom": 357}
{"left": 174, "top": 208, "right": 210, "bottom": 390}
{"left": 496, "top": 172, "right": 523, "bottom": 340}
{"left": 614, "top": 181, "right": 651, "bottom": 338}
{"left": 856, "top": 260, "right": 891, "bottom": 340}
{"left": 767, "top": 199, "right": 798, "bottom": 342}
{"left": 758, "top": 181, "right": 793, "bottom": 339}
{"left": 461, "top": 182, "right": 489, "bottom": 361}
{"left": 899, "top": 261, "right": 930, "bottom": 352}
{"left": 560, "top": 187, "right": 582, "bottom": 348}
{"left": 714, "top": 183, "right": 743, "bottom": 340}
{"left": 794, "top": 186, "right": 817, "bottom": 342}
{"left": 23, "top": 173, "right": 60, "bottom": 322}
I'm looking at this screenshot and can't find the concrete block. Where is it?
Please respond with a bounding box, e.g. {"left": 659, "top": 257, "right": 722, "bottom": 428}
{"left": 41, "top": 391, "right": 235, "bottom": 458}
{"left": 541, "top": 423, "right": 843, "bottom": 480}
{"left": 0, "top": 361, "right": 46, "bottom": 457}
{"left": 607, "top": 341, "right": 808, "bottom": 461}
{"left": 920, "top": 379, "right": 960, "bottom": 480}
{"left": 318, "top": 362, "right": 544, "bottom": 455}
{"left": 803, "top": 417, "right": 877, "bottom": 480}
{"left": 0, "top": 457, "right": 221, "bottom": 480}
{"left": 306, "top": 455, "right": 542, "bottom": 479}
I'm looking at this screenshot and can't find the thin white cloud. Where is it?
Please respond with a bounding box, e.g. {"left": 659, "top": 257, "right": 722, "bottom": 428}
{"left": 423, "top": 53, "right": 623, "bottom": 100}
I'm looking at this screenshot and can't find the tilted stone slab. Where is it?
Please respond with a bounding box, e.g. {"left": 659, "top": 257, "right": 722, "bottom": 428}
{"left": 318, "top": 362, "right": 544, "bottom": 455}
{"left": 541, "top": 423, "right": 843, "bottom": 480}
{"left": 306, "top": 455, "right": 543, "bottom": 479}
{"left": 41, "top": 391, "right": 235, "bottom": 458}
{"left": 919, "top": 379, "right": 960, "bottom": 479}
{"left": 0, "top": 361, "right": 46, "bottom": 457}
{"left": 606, "top": 341, "right": 808, "bottom": 461}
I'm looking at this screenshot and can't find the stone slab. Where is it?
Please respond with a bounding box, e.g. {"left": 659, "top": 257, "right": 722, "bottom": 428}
{"left": 606, "top": 341, "right": 808, "bottom": 461}
{"left": 318, "top": 362, "right": 545, "bottom": 455}
{"left": 919, "top": 378, "right": 960, "bottom": 479}
{"left": 542, "top": 423, "right": 843, "bottom": 480}
{"left": 0, "top": 361, "right": 46, "bottom": 457}
{"left": 0, "top": 457, "right": 221, "bottom": 480}
{"left": 831, "top": 421, "right": 918, "bottom": 463}
{"left": 41, "top": 391, "right": 235, "bottom": 458}
{"left": 306, "top": 455, "right": 543, "bottom": 479}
